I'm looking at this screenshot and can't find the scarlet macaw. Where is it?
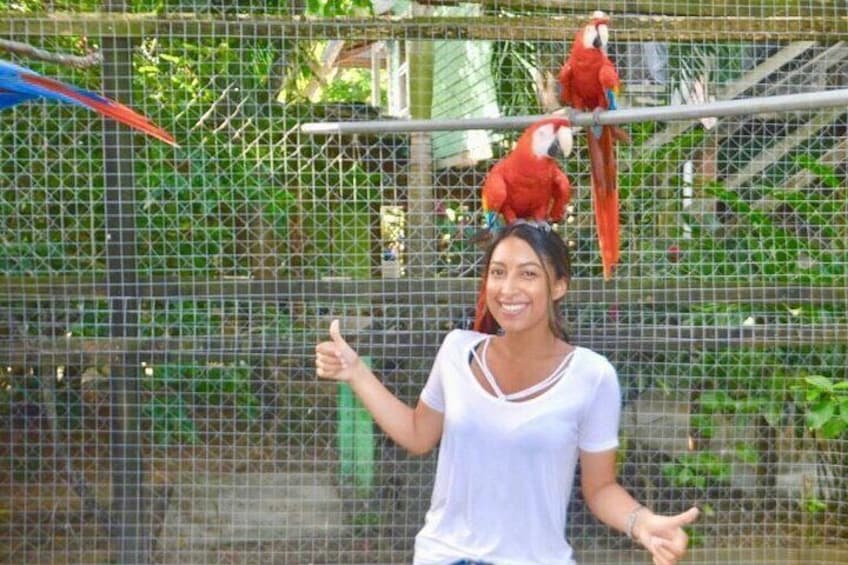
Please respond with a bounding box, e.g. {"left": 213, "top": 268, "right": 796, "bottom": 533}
{"left": 474, "top": 117, "right": 573, "bottom": 332}
{"left": 0, "top": 59, "right": 177, "bottom": 146}
{"left": 558, "top": 11, "right": 627, "bottom": 280}
{"left": 481, "top": 116, "right": 573, "bottom": 230}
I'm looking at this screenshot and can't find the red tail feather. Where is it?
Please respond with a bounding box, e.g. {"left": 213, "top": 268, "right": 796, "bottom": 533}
{"left": 24, "top": 74, "right": 177, "bottom": 146}
{"left": 588, "top": 127, "right": 620, "bottom": 280}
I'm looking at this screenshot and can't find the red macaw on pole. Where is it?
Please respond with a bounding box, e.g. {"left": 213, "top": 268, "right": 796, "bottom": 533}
{"left": 481, "top": 117, "right": 573, "bottom": 230}
{"left": 0, "top": 59, "right": 177, "bottom": 146}
{"left": 558, "top": 10, "right": 627, "bottom": 280}
{"left": 474, "top": 117, "right": 573, "bottom": 332}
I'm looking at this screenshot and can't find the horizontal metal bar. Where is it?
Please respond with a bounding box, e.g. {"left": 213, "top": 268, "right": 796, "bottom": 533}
{"left": 300, "top": 88, "right": 848, "bottom": 134}
{"left": 415, "top": 0, "right": 837, "bottom": 18}
{"left": 1, "top": 13, "right": 845, "bottom": 43}
{"left": 2, "top": 277, "right": 847, "bottom": 305}
{"left": 3, "top": 324, "right": 846, "bottom": 367}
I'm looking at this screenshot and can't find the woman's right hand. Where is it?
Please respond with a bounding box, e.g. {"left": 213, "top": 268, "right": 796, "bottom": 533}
{"left": 315, "top": 319, "right": 363, "bottom": 382}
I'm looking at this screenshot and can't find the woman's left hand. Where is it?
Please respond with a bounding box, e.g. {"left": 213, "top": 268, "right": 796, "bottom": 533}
{"left": 633, "top": 506, "right": 700, "bottom": 565}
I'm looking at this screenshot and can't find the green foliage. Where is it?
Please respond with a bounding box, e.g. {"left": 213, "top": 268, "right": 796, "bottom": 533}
{"left": 794, "top": 155, "right": 842, "bottom": 189}
{"left": 795, "top": 375, "right": 848, "bottom": 440}
{"left": 665, "top": 177, "right": 846, "bottom": 281}
{"left": 490, "top": 40, "right": 543, "bottom": 118}
{"left": 133, "top": 38, "right": 302, "bottom": 277}
{"left": 0, "top": 0, "right": 99, "bottom": 11}
{"left": 0, "top": 1, "right": 311, "bottom": 15}
{"left": 662, "top": 452, "right": 732, "bottom": 489}
{"left": 141, "top": 300, "right": 293, "bottom": 337}
{"left": 692, "top": 350, "right": 796, "bottom": 427}
{"left": 143, "top": 394, "right": 200, "bottom": 446}
{"left": 792, "top": 374, "right": 848, "bottom": 511}
{"left": 323, "top": 69, "right": 383, "bottom": 105}
{"left": 143, "top": 362, "right": 259, "bottom": 446}
{"left": 307, "top": 0, "right": 373, "bottom": 17}
{"left": 685, "top": 347, "right": 843, "bottom": 438}
{"left": 618, "top": 123, "right": 846, "bottom": 282}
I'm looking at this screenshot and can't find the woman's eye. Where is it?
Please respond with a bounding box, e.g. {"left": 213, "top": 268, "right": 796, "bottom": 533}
{"left": 522, "top": 271, "right": 539, "bottom": 279}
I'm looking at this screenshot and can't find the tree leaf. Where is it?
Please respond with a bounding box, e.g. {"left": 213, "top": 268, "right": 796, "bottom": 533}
{"left": 806, "top": 401, "right": 835, "bottom": 430}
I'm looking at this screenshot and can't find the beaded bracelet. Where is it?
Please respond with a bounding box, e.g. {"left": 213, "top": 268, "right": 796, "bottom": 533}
{"left": 625, "top": 504, "right": 645, "bottom": 540}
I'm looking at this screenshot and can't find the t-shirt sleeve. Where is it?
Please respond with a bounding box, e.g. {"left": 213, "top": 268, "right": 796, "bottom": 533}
{"left": 418, "top": 333, "right": 450, "bottom": 413}
{"left": 578, "top": 361, "right": 621, "bottom": 452}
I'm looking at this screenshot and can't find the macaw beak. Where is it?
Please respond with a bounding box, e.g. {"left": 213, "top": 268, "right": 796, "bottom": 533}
{"left": 555, "top": 126, "right": 573, "bottom": 158}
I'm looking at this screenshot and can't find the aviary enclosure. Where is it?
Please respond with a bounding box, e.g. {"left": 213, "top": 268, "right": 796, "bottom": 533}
{"left": 1, "top": 1, "right": 846, "bottom": 563}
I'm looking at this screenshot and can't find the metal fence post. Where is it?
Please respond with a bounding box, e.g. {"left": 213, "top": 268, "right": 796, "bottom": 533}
{"left": 102, "top": 1, "right": 147, "bottom": 561}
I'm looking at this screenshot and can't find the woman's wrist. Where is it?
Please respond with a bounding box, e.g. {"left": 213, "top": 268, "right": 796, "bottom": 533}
{"left": 345, "top": 357, "right": 372, "bottom": 387}
{"left": 625, "top": 504, "right": 647, "bottom": 541}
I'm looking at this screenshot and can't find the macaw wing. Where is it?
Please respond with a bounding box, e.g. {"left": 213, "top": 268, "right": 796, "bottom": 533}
{"left": 605, "top": 88, "right": 618, "bottom": 111}
{"left": 598, "top": 62, "right": 620, "bottom": 90}
{"left": 0, "top": 62, "right": 38, "bottom": 108}
{"left": 548, "top": 167, "right": 572, "bottom": 222}
{"left": 557, "top": 62, "right": 573, "bottom": 106}
{"left": 481, "top": 166, "right": 510, "bottom": 229}
{"left": 0, "top": 88, "right": 30, "bottom": 109}
{"left": 598, "top": 62, "right": 620, "bottom": 110}
{"left": 482, "top": 167, "right": 508, "bottom": 212}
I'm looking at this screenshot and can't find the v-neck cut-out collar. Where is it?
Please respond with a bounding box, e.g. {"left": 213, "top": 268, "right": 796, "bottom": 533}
{"left": 468, "top": 334, "right": 576, "bottom": 403}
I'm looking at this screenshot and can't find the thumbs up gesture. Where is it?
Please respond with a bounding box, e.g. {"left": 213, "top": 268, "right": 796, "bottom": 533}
{"left": 634, "top": 506, "right": 700, "bottom": 565}
{"left": 315, "top": 319, "right": 363, "bottom": 382}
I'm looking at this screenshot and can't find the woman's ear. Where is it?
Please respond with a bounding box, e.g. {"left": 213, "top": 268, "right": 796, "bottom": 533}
{"left": 552, "top": 278, "right": 568, "bottom": 301}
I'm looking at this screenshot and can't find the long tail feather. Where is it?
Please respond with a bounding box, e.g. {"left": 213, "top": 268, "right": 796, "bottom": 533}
{"left": 601, "top": 126, "right": 620, "bottom": 270}
{"left": 20, "top": 73, "right": 177, "bottom": 146}
{"left": 592, "top": 181, "right": 618, "bottom": 280}
{"left": 587, "top": 128, "right": 620, "bottom": 280}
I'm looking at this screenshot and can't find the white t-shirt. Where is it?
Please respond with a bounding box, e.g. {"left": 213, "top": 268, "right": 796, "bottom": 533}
{"left": 415, "top": 329, "right": 621, "bottom": 565}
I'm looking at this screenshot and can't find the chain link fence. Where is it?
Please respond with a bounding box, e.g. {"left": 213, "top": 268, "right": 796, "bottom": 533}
{"left": 1, "top": 1, "right": 846, "bottom": 563}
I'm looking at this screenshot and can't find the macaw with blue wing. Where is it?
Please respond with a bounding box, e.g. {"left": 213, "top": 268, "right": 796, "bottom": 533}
{"left": 558, "top": 11, "right": 628, "bottom": 280}
{"left": 0, "top": 59, "right": 177, "bottom": 146}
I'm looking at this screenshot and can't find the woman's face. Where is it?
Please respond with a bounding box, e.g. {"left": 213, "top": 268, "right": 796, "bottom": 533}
{"left": 485, "top": 236, "right": 566, "bottom": 335}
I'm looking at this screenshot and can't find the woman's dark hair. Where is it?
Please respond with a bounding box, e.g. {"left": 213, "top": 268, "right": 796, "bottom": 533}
{"left": 473, "top": 221, "right": 571, "bottom": 339}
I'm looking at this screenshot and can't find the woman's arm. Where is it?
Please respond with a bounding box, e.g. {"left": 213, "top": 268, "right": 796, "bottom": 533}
{"left": 580, "top": 449, "right": 699, "bottom": 565}
{"left": 316, "top": 320, "right": 443, "bottom": 455}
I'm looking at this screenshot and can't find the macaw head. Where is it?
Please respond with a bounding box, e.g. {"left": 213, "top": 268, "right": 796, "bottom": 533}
{"left": 580, "top": 10, "right": 610, "bottom": 52}
{"left": 520, "top": 117, "right": 573, "bottom": 160}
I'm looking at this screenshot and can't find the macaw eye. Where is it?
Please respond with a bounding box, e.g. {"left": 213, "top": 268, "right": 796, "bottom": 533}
{"left": 597, "top": 24, "right": 609, "bottom": 46}
{"left": 582, "top": 25, "right": 598, "bottom": 49}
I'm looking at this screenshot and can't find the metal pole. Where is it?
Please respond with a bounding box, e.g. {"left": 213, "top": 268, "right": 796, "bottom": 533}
{"left": 300, "top": 87, "right": 848, "bottom": 135}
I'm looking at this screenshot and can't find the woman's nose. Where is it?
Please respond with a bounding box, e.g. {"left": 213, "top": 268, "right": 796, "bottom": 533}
{"left": 499, "top": 273, "right": 520, "bottom": 294}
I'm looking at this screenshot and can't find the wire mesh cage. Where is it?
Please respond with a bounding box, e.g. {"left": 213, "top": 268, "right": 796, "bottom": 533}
{"left": 1, "top": 1, "right": 846, "bottom": 564}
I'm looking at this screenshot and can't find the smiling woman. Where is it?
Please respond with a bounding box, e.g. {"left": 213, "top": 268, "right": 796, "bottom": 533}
{"left": 316, "top": 220, "right": 699, "bottom": 565}
{"left": 473, "top": 220, "right": 571, "bottom": 340}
